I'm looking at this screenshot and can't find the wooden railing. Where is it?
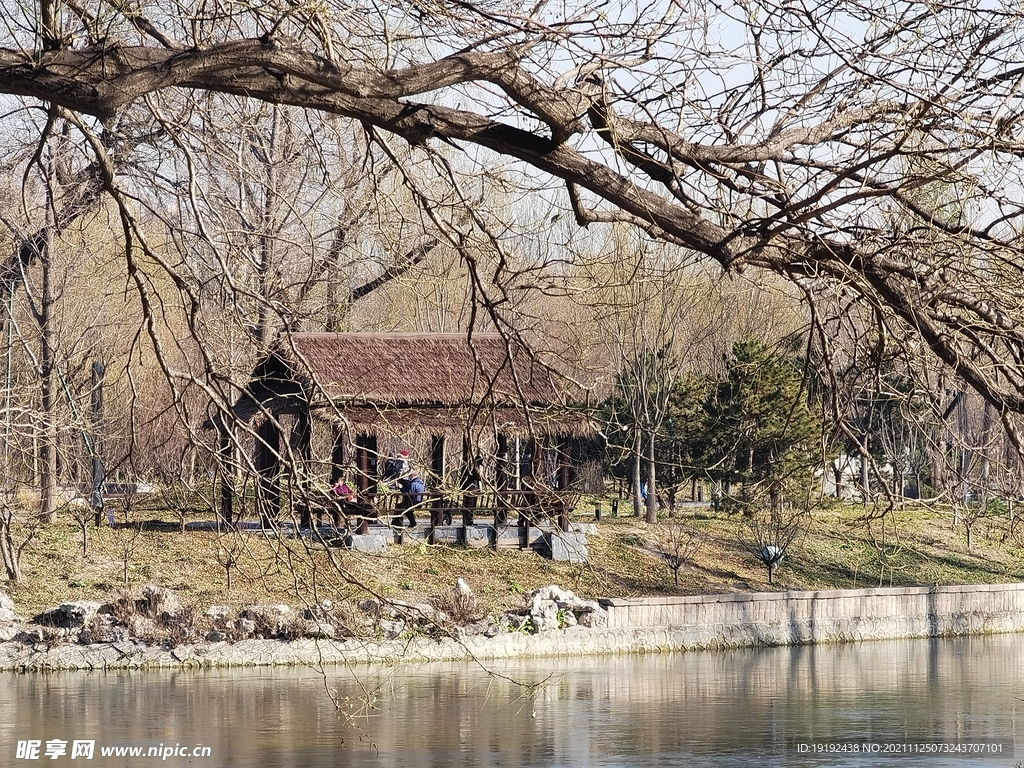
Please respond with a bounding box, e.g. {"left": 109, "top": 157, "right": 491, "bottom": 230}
{"left": 304, "top": 487, "right": 579, "bottom": 540}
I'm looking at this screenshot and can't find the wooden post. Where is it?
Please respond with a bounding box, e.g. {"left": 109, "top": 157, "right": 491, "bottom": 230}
{"left": 428, "top": 491, "right": 440, "bottom": 544}
{"left": 355, "top": 433, "right": 377, "bottom": 492}
{"left": 218, "top": 425, "right": 233, "bottom": 525}
{"left": 293, "top": 410, "right": 312, "bottom": 529}
{"left": 356, "top": 488, "right": 372, "bottom": 535}
{"left": 556, "top": 437, "right": 572, "bottom": 490}
{"left": 461, "top": 437, "right": 480, "bottom": 527}
{"left": 330, "top": 425, "right": 347, "bottom": 483}
{"left": 255, "top": 419, "right": 281, "bottom": 527}
{"left": 430, "top": 435, "right": 445, "bottom": 483}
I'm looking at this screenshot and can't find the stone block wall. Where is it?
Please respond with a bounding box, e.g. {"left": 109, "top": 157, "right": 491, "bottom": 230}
{"left": 599, "top": 584, "right": 1024, "bottom": 648}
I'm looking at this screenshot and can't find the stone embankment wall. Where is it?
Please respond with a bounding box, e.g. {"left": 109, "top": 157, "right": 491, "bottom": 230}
{"left": 599, "top": 583, "right": 1024, "bottom": 646}
{"left": 3, "top": 584, "right": 1024, "bottom": 671}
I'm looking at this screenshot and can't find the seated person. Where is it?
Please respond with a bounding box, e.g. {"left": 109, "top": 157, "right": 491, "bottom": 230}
{"left": 332, "top": 481, "right": 371, "bottom": 528}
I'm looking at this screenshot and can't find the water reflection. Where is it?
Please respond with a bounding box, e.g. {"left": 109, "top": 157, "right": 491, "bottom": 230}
{"left": 0, "top": 635, "right": 1019, "bottom": 766}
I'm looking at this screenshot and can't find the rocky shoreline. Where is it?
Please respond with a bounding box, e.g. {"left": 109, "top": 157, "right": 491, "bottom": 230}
{"left": 0, "top": 627, "right": 696, "bottom": 672}
{"left": 0, "top": 583, "right": 623, "bottom": 672}
{"left": 9, "top": 581, "right": 1024, "bottom": 671}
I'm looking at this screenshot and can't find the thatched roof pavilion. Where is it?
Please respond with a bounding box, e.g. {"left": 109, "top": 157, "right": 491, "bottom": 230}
{"left": 233, "top": 332, "right": 588, "bottom": 437}
{"left": 219, "top": 333, "right": 596, "bottom": 525}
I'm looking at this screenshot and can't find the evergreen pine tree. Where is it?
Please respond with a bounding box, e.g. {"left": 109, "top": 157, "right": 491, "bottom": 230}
{"left": 701, "top": 339, "right": 822, "bottom": 512}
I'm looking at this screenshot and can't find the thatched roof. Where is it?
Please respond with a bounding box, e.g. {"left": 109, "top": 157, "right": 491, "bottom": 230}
{"left": 226, "top": 333, "right": 593, "bottom": 437}
{"left": 272, "top": 333, "right": 568, "bottom": 407}
{"left": 330, "top": 405, "right": 590, "bottom": 438}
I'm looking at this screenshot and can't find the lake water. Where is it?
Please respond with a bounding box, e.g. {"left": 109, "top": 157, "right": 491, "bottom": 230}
{"left": 0, "top": 635, "right": 1020, "bottom": 766}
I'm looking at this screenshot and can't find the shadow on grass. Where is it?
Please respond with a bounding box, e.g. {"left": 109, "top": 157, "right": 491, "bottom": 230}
{"left": 785, "top": 544, "right": 1024, "bottom": 590}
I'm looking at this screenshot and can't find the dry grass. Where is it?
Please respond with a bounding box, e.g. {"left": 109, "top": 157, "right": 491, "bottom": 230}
{"left": 1, "top": 496, "right": 1023, "bottom": 621}
{"left": 429, "top": 590, "right": 488, "bottom": 624}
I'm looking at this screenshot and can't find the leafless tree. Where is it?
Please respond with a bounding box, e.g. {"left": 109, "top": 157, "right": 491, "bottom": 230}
{"left": 598, "top": 249, "right": 694, "bottom": 521}
{"left": 5, "top": 1, "right": 1024, "bottom": 622}
{"left": 3, "top": 3, "right": 1023, "bottom": 457}
{"left": 0, "top": 1, "right": 1017, "bottom": 387}
{"left": 214, "top": 532, "right": 244, "bottom": 592}
{"left": 111, "top": 500, "right": 145, "bottom": 586}
{"left": 0, "top": 482, "right": 39, "bottom": 582}
{"left": 651, "top": 517, "right": 707, "bottom": 587}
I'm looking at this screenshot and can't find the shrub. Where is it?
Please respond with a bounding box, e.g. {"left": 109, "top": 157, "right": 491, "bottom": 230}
{"left": 429, "top": 590, "right": 488, "bottom": 624}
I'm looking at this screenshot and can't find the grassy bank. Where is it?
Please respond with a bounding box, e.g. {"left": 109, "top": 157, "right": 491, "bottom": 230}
{"left": 4, "top": 496, "right": 1024, "bottom": 620}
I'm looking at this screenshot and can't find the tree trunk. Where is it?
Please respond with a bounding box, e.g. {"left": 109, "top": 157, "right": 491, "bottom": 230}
{"left": 0, "top": 514, "right": 21, "bottom": 582}
{"left": 859, "top": 441, "right": 870, "bottom": 503}
{"left": 324, "top": 224, "right": 347, "bottom": 333}
{"left": 38, "top": 230, "right": 57, "bottom": 524}
{"left": 980, "top": 399, "right": 994, "bottom": 492}
{"left": 90, "top": 361, "right": 104, "bottom": 527}
{"left": 631, "top": 429, "right": 643, "bottom": 517}
{"left": 645, "top": 430, "right": 657, "bottom": 524}
{"left": 218, "top": 423, "right": 234, "bottom": 526}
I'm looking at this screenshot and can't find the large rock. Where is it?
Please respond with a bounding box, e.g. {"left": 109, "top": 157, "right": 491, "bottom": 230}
{"left": 142, "top": 585, "right": 180, "bottom": 619}
{"left": 303, "top": 621, "right": 336, "bottom": 639}
{"left": 79, "top": 615, "right": 129, "bottom": 644}
{"left": 206, "top": 606, "right": 231, "bottom": 622}
{"left": 0, "top": 591, "right": 17, "bottom": 623}
{"left": 378, "top": 618, "right": 405, "bottom": 640}
{"left": 388, "top": 599, "right": 441, "bottom": 621}
{"left": 35, "top": 601, "right": 103, "bottom": 628}
{"left": 127, "top": 615, "right": 157, "bottom": 640}
{"left": 526, "top": 586, "right": 608, "bottom": 631}
{"left": 234, "top": 618, "right": 256, "bottom": 637}
{"left": 242, "top": 605, "right": 292, "bottom": 637}
{"left": 530, "top": 599, "right": 562, "bottom": 632}
{"left": 358, "top": 599, "right": 382, "bottom": 616}
{"left": 301, "top": 600, "right": 334, "bottom": 621}
{"left": 577, "top": 606, "right": 608, "bottom": 629}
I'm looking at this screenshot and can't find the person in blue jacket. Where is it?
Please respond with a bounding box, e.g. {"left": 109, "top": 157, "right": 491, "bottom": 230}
{"left": 396, "top": 471, "right": 426, "bottom": 529}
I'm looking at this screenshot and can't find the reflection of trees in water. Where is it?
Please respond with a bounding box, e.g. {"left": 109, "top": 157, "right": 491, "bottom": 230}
{"left": 0, "top": 639, "right": 1016, "bottom": 761}
{"left": 332, "top": 643, "right": 1022, "bottom": 760}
